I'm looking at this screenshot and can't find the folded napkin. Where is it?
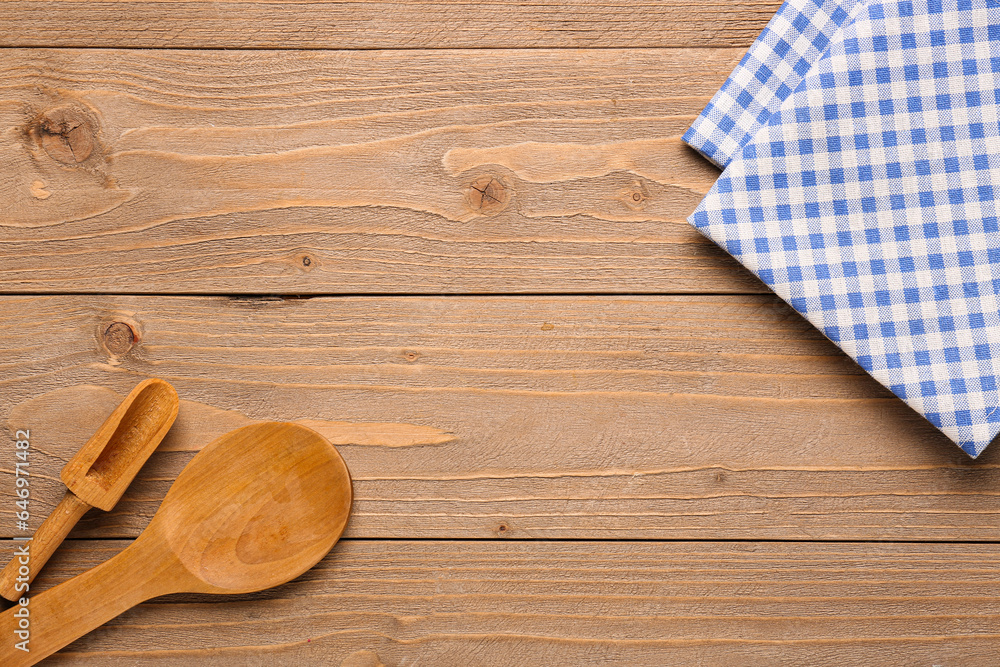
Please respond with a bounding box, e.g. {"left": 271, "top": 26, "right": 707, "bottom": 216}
{"left": 685, "top": 0, "right": 1000, "bottom": 457}
{"left": 685, "top": 0, "right": 866, "bottom": 168}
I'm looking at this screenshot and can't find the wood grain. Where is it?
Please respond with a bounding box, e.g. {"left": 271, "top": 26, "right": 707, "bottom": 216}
{"left": 3, "top": 294, "right": 999, "bottom": 543}
{"left": 11, "top": 385, "right": 456, "bottom": 452}
{"left": 0, "top": 1, "right": 780, "bottom": 50}
{"left": 0, "top": 47, "right": 765, "bottom": 294}
{"left": 5, "top": 538, "right": 1000, "bottom": 664}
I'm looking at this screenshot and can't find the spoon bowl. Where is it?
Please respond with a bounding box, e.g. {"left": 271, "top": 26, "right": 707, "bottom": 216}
{"left": 0, "top": 421, "right": 353, "bottom": 666}
{"left": 159, "top": 422, "right": 352, "bottom": 592}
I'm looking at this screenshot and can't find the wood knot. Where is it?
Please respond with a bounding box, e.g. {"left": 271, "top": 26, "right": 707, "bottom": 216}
{"left": 33, "top": 106, "right": 97, "bottom": 164}
{"left": 621, "top": 181, "right": 650, "bottom": 210}
{"left": 293, "top": 252, "right": 317, "bottom": 272}
{"left": 102, "top": 322, "right": 136, "bottom": 356}
{"left": 402, "top": 350, "right": 421, "bottom": 362}
{"left": 467, "top": 175, "right": 509, "bottom": 216}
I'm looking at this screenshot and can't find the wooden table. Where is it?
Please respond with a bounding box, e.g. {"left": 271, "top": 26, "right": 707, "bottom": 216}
{"left": 2, "top": 2, "right": 999, "bottom": 664}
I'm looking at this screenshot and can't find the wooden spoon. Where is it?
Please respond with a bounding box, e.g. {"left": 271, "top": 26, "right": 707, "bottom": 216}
{"left": 0, "top": 378, "right": 179, "bottom": 602}
{"left": 0, "top": 422, "right": 353, "bottom": 666}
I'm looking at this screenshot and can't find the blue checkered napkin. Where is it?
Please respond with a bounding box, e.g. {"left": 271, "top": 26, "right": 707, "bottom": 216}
{"left": 684, "top": 0, "right": 865, "bottom": 168}
{"left": 690, "top": 0, "right": 1000, "bottom": 457}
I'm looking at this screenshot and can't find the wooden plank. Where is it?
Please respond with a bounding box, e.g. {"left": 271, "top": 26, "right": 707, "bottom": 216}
{"left": 0, "top": 1, "right": 779, "bottom": 50}
{"left": 0, "top": 47, "right": 764, "bottom": 294}
{"left": 5, "top": 539, "right": 1000, "bottom": 664}
{"left": 3, "top": 294, "right": 998, "bottom": 542}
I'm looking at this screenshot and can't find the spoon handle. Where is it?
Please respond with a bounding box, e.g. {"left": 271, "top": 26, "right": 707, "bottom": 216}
{"left": 0, "top": 491, "right": 91, "bottom": 602}
{"left": 0, "top": 535, "right": 180, "bottom": 666}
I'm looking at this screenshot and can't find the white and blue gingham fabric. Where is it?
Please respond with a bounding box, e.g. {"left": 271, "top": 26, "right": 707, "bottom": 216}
{"left": 686, "top": 0, "right": 1000, "bottom": 457}
{"left": 684, "top": 0, "right": 867, "bottom": 168}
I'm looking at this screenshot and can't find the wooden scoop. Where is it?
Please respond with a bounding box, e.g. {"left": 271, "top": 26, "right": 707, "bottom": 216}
{"left": 0, "top": 422, "right": 353, "bottom": 666}
{"left": 0, "top": 378, "right": 179, "bottom": 602}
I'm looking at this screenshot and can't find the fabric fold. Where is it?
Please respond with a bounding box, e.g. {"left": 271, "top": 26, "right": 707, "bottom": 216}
{"left": 687, "top": 0, "right": 1000, "bottom": 456}
{"left": 684, "top": 0, "right": 866, "bottom": 168}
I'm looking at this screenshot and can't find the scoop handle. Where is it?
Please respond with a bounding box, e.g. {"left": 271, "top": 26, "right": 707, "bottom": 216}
{"left": 0, "top": 491, "right": 91, "bottom": 602}
{"left": 0, "top": 533, "right": 181, "bottom": 666}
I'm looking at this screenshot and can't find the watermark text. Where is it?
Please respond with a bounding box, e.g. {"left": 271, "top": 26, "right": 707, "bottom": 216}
{"left": 12, "top": 429, "right": 30, "bottom": 653}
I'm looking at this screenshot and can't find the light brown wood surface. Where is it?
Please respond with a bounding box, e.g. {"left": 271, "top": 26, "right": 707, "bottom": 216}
{"left": 0, "top": 47, "right": 763, "bottom": 294}
{"left": 2, "top": 295, "right": 996, "bottom": 545}
{"left": 3, "top": 0, "right": 998, "bottom": 663}
{"left": 0, "top": 1, "right": 778, "bottom": 49}
{"left": 2, "top": 539, "right": 998, "bottom": 665}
